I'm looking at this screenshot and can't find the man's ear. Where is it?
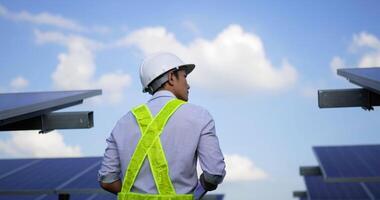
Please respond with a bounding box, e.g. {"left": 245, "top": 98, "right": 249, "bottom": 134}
{"left": 167, "top": 71, "right": 175, "bottom": 86}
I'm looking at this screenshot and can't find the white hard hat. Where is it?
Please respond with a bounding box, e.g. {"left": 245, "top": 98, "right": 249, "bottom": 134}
{"left": 139, "top": 52, "right": 195, "bottom": 94}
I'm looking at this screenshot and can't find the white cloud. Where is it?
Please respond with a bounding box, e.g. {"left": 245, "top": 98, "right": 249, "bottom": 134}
{"left": 0, "top": 3, "right": 109, "bottom": 33}
{"left": 331, "top": 32, "right": 380, "bottom": 76}
{"left": 91, "top": 25, "right": 112, "bottom": 34}
{"left": 182, "top": 20, "right": 201, "bottom": 36}
{"left": 0, "top": 3, "right": 84, "bottom": 31}
{"left": 224, "top": 154, "right": 267, "bottom": 182}
{"left": 358, "top": 52, "right": 380, "bottom": 67}
{"left": 352, "top": 32, "right": 380, "bottom": 67}
{"left": 0, "top": 4, "right": 6, "bottom": 16}
{"left": 330, "top": 56, "right": 345, "bottom": 74}
{"left": 96, "top": 72, "right": 132, "bottom": 104}
{"left": 118, "top": 24, "right": 297, "bottom": 94}
{"left": 10, "top": 76, "right": 29, "bottom": 91}
{"left": 353, "top": 32, "right": 380, "bottom": 50}
{"left": 300, "top": 86, "right": 316, "bottom": 99}
{"left": 0, "top": 131, "right": 81, "bottom": 158}
{"left": 35, "top": 29, "right": 131, "bottom": 104}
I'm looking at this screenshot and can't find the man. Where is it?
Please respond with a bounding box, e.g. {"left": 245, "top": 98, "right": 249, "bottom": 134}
{"left": 98, "top": 52, "right": 226, "bottom": 199}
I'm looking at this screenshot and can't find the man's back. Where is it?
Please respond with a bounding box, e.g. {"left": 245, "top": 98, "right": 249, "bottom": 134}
{"left": 98, "top": 90, "right": 225, "bottom": 194}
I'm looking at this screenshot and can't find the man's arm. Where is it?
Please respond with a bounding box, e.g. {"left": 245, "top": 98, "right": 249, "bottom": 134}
{"left": 197, "top": 111, "right": 226, "bottom": 191}
{"left": 98, "top": 124, "right": 122, "bottom": 195}
{"left": 100, "top": 180, "right": 122, "bottom": 195}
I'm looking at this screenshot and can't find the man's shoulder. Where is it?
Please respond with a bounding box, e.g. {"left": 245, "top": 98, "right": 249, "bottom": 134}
{"left": 181, "top": 102, "right": 206, "bottom": 111}
{"left": 115, "top": 111, "right": 134, "bottom": 126}
{"left": 180, "top": 102, "right": 213, "bottom": 118}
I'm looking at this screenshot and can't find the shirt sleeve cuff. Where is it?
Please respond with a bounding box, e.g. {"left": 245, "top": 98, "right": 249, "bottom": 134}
{"left": 202, "top": 171, "right": 225, "bottom": 185}
{"left": 98, "top": 172, "right": 120, "bottom": 183}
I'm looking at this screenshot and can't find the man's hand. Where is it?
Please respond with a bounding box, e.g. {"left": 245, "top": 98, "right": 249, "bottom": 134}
{"left": 100, "top": 180, "right": 122, "bottom": 195}
{"left": 200, "top": 173, "right": 218, "bottom": 191}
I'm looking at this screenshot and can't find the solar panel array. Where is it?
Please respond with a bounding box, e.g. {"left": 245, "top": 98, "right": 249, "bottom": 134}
{"left": 0, "top": 157, "right": 224, "bottom": 200}
{"left": 296, "top": 68, "right": 380, "bottom": 199}
{"left": 295, "top": 145, "right": 380, "bottom": 200}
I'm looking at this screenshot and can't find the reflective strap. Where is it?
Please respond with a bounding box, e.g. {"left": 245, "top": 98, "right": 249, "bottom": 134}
{"left": 131, "top": 104, "right": 175, "bottom": 194}
{"left": 118, "top": 192, "right": 194, "bottom": 200}
{"left": 121, "top": 99, "right": 185, "bottom": 195}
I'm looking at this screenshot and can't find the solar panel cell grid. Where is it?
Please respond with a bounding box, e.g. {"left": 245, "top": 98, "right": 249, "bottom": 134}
{"left": 58, "top": 162, "right": 102, "bottom": 190}
{"left": 0, "top": 195, "right": 46, "bottom": 200}
{"left": 0, "top": 194, "right": 117, "bottom": 200}
{"left": 314, "top": 145, "right": 380, "bottom": 181}
{"left": 0, "top": 159, "right": 37, "bottom": 178}
{"left": 363, "top": 182, "right": 380, "bottom": 199}
{"left": 0, "top": 157, "right": 99, "bottom": 190}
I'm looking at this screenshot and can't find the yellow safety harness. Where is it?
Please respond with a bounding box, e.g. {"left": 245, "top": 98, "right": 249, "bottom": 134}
{"left": 118, "top": 99, "right": 194, "bottom": 200}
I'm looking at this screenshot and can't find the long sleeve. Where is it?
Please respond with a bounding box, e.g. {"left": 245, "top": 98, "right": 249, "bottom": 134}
{"left": 98, "top": 125, "right": 122, "bottom": 183}
{"left": 197, "top": 110, "right": 226, "bottom": 185}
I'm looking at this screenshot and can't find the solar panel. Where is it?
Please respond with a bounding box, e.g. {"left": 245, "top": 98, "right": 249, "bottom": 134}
{"left": 0, "top": 194, "right": 117, "bottom": 200}
{"left": 0, "top": 157, "right": 99, "bottom": 192}
{"left": 338, "top": 68, "right": 380, "bottom": 94}
{"left": 304, "top": 176, "right": 370, "bottom": 199}
{"left": 202, "top": 194, "right": 225, "bottom": 200}
{"left": 57, "top": 161, "right": 102, "bottom": 192}
{"left": 314, "top": 145, "right": 380, "bottom": 182}
{"left": 0, "top": 158, "right": 38, "bottom": 179}
{"left": 0, "top": 195, "right": 49, "bottom": 200}
{"left": 362, "top": 182, "right": 380, "bottom": 199}
{"left": 0, "top": 90, "right": 101, "bottom": 126}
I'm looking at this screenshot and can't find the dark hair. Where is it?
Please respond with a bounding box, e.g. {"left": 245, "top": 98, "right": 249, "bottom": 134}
{"left": 172, "top": 69, "right": 180, "bottom": 79}
{"left": 152, "top": 69, "right": 180, "bottom": 94}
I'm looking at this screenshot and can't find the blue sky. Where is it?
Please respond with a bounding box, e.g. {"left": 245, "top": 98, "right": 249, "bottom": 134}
{"left": 1, "top": 1, "right": 380, "bottom": 199}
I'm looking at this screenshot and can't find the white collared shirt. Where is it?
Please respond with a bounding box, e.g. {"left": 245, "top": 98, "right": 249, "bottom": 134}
{"left": 98, "top": 90, "right": 226, "bottom": 194}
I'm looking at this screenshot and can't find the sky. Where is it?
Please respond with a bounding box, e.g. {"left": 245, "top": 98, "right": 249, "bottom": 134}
{"left": 1, "top": 1, "right": 380, "bottom": 199}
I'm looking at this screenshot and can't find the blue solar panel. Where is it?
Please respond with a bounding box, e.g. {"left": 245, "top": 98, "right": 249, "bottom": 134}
{"left": 0, "top": 195, "right": 44, "bottom": 200}
{"left": 0, "top": 158, "right": 37, "bottom": 178}
{"left": 0, "top": 157, "right": 99, "bottom": 191}
{"left": 85, "top": 193, "right": 117, "bottom": 200}
{"left": 0, "top": 90, "right": 101, "bottom": 125}
{"left": 314, "top": 145, "right": 380, "bottom": 182}
{"left": 57, "top": 161, "right": 102, "bottom": 190}
{"left": 202, "top": 194, "right": 224, "bottom": 200}
{"left": 0, "top": 194, "right": 117, "bottom": 200}
{"left": 304, "top": 176, "right": 370, "bottom": 199}
{"left": 362, "top": 182, "right": 380, "bottom": 199}
{"left": 338, "top": 68, "right": 380, "bottom": 94}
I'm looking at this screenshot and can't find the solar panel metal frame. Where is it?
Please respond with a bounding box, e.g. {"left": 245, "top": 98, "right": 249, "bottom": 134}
{"left": 318, "top": 88, "right": 380, "bottom": 109}
{"left": 292, "top": 191, "right": 307, "bottom": 198}
{"left": 0, "top": 111, "right": 94, "bottom": 133}
{"left": 0, "top": 90, "right": 102, "bottom": 126}
{"left": 338, "top": 67, "right": 380, "bottom": 95}
{"left": 313, "top": 144, "right": 380, "bottom": 183}
{"left": 303, "top": 176, "right": 374, "bottom": 200}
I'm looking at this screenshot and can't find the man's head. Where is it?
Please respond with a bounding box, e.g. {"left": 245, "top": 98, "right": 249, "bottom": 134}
{"left": 161, "top": 68, "right": 190, "bottom": 101}
{"left": 139, "top": 53, "right": 194, "bottom": 101}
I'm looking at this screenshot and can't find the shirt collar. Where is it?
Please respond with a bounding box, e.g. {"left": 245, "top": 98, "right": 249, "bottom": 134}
{"left": 149, "top": 90, "right": 176, "bottom": 102}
